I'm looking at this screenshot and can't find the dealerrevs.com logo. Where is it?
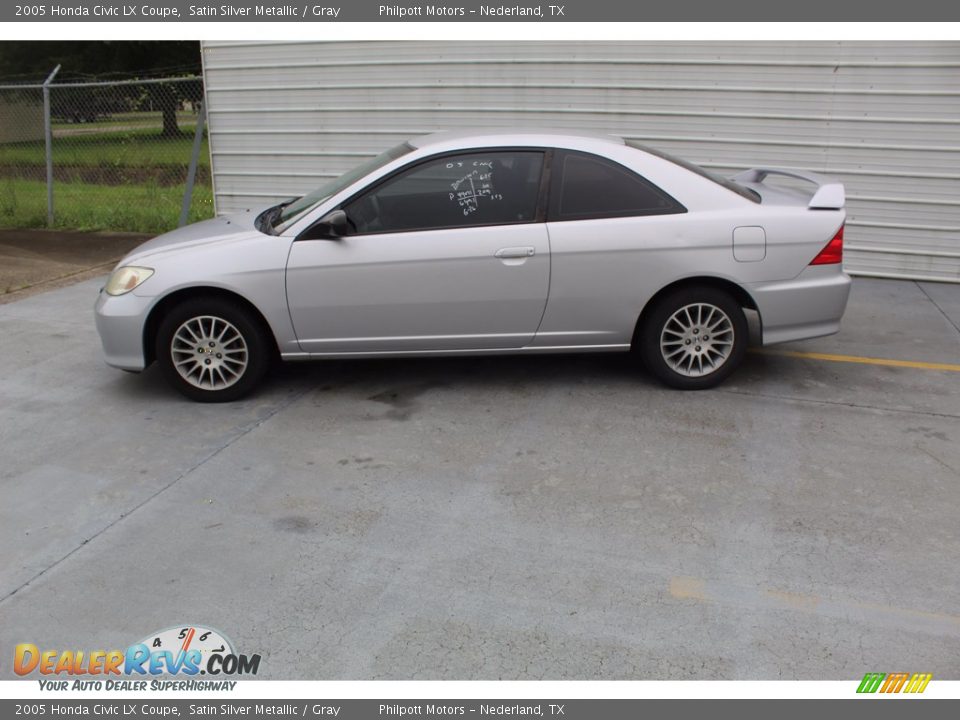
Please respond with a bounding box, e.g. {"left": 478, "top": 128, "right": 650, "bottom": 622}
{"left": 14, "top": 625, "right": 260, "bottom": 690}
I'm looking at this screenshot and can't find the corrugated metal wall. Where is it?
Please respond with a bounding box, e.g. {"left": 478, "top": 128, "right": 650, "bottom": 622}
{"left": 201, "top": 41, "right": 960, "bottom": 282}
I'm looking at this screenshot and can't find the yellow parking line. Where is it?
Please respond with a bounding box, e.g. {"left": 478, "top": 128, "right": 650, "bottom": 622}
{"left": 751, "top": 349, "right": 960, "bottom": 373}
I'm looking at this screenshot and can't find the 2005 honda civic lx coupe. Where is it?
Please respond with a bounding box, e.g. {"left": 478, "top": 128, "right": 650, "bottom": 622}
{"left": 95, "top": 130, "right": 850, "bottom": 402}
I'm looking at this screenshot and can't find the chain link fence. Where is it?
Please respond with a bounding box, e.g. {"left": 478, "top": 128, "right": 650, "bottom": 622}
{"left": 0, "top": 75, "right": 213, "bottom": 234}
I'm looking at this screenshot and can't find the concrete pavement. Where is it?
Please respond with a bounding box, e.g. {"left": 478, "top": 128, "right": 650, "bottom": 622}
{"left": 0, "top": 276, "right": 958, "bottom": 680}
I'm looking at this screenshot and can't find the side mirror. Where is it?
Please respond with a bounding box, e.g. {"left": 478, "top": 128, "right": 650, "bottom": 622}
{"left": 300, "top": 209, "right": 349, "bottom": 240}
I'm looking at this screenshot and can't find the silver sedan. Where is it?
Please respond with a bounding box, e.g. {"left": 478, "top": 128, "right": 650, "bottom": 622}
{"left": 95, "top": 130, "right": 851, "bottom": 401}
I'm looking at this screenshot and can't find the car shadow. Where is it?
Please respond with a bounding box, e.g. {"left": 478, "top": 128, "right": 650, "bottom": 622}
{"left": 108, "top": 347, "right": 785, "bottom": 404}
{"left": 266, "top": 351, "right": 659, "bottom": 397}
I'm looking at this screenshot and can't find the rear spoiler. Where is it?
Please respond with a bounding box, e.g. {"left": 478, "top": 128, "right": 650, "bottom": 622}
{"left": 731, "top": 167, "right": 845, "bottom": 210}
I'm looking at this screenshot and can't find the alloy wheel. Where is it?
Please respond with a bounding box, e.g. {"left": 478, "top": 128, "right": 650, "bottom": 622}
{"left": 170, "top": 315, "right": 249, "bottom": 390}
{"left": 659, "top": 302, "right": 735, "bottom": 377}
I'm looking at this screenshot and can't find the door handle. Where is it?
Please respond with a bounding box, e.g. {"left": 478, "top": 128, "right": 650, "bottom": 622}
{"left": 495, "top": 246, "right": 536, "bottom": 259}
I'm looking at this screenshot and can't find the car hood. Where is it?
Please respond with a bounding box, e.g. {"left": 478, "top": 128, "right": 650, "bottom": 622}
{"left": 121, "top": 207, "right": 269, "bottom": 264}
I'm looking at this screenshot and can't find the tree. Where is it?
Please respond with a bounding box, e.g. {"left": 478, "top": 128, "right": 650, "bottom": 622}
{"left": 0, "top": 41, "right": 202, "bottom": 136}
{"left": 150, "top": 76, "right": 203, "bottom": 138}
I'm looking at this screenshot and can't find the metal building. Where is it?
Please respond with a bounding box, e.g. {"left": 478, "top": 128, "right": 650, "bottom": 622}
{"left": 201, "top": 41, "right": 960, "bottom": 282}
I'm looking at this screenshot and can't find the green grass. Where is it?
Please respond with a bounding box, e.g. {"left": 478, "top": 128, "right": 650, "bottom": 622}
{"left": 0, "top": 177, "right": 215, "bottom": 234}
{"left": 0, "top": 129, "right": 209, "bottom": 170}
{"left": 0, "top": 118, "right": 213, "bottom": 233}
{"left": 51, "top": 110, "right": 198, "bottom": 131}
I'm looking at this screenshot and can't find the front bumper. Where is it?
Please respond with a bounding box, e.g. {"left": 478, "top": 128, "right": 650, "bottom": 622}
{"left": 749, "top": 265, "right": 852, "bottom": 346}
{"left": 94, "top": 289, "right": 154, "bottom": 371}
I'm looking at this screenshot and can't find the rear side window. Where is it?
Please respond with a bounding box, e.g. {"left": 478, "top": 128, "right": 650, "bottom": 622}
{"left": 548, "top": 151, "right": 685, "bottom": 222}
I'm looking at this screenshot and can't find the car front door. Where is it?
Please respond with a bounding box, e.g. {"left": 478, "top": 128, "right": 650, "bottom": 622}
{"left": 286, "top": 149, "right": 550, "bottom": 354}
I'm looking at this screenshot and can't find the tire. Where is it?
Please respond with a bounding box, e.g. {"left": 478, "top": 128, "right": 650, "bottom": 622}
{"left": 155, "top": 297, "right": 271, "bottom": 402}
{"left": 638, "top": 287, "right": 748, "bottom": 390}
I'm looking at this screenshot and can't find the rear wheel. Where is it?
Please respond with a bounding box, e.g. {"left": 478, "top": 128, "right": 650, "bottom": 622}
{"left": 639, "top": 287, "right": 747, "bottom": 390}
{"left": 156, "top": 298, "right": 270, "bottom": 402}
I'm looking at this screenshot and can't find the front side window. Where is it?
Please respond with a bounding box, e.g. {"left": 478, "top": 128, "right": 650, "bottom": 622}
{"left": 343, "top": 151, "right": 545, "bottom": 235}
{"left": 549, "top": 151, "right": 685, "bottom": 221}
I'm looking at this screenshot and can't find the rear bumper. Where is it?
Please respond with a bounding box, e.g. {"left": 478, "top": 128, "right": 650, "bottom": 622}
{"left": 94, "top": 289, "right": 152, "bottom": 371}
{"left": 748, "top": 265, "right": 852, "bottom": 346}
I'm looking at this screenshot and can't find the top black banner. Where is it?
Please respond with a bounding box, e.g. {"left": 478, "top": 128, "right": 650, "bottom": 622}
{"left": 6, "top": 0, "right": 960, "bottom": 21}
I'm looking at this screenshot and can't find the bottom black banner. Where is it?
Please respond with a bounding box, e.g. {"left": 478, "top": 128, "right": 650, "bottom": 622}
{"left": 2, "top": 699, "right": 958, "bottom": 720}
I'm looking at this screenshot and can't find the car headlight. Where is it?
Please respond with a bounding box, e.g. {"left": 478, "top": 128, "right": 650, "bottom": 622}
{"left": 104, "top": 266, "right": 154, "bottom": 296}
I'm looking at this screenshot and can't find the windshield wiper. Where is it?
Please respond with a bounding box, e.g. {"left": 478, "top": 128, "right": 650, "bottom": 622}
{"left": 261, "top": 206, "right": 282, "bottom": 233}
{"left": 258, "top": 200, "right": 295, "bottom": 235}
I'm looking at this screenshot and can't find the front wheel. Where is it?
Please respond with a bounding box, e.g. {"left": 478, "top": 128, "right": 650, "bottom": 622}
{"left": 156, "top": 298, "right": 270, "bottom": 402}
{"left": 639, "top": 288, "right": 748, "bottom": 390}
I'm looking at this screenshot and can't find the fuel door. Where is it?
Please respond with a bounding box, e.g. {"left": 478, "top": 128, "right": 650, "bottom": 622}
{"left": 733, "top": 226, "right": 766, "bottom": 263}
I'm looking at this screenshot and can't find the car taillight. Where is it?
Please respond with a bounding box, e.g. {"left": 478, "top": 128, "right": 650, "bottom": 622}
{"left": 810, "top": 225, "right": 844, "bottom": 265}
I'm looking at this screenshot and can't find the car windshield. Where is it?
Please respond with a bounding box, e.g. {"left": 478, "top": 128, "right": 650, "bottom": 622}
{"left": 626, "top": 140, "right": 760, "bottom": 203}
{"left": 270, "top": 142, "right": 414, "bottom": 234}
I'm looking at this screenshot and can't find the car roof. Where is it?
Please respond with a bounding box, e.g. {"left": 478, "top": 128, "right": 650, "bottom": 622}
{"left": 408, "top": 129, "right": 627, "bottom": 150}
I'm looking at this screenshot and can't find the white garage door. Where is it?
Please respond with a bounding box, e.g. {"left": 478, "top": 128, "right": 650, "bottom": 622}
{"left": 201, "top": 40, "right": 960, "bottom": 282}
